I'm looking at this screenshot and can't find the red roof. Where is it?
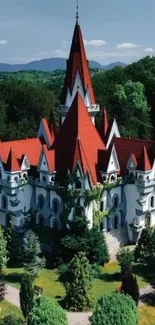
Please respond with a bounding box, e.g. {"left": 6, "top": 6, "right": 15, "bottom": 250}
{"left": 72, "top": 137, "right": 90, "bottom": 175}
{"left": 60, "top": 21, "right": 95, "bottom": 106}
{"left": 41, "top": 118, "right": 53, "bottom": 146}
{"left": 112, "top": 137, "right": 154, "bottom": 174}
{"left": 43, "top": 145, "right": 55, "bottom": 172}
{"left": 54, "top": 92, "right": 105, "bottom": 184}
{"left": 1, "top": 138, "right": 42, "bottom": 167}
{"left": 5, "top": 148, "right": 20, "bottom": 172}
{"left": 137, "top": 146, "right": 151, "bottom": 171}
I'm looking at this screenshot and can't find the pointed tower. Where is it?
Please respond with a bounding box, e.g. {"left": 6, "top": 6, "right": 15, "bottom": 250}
{"left": 60, "top": 13, "right": 100, "bottom": 124}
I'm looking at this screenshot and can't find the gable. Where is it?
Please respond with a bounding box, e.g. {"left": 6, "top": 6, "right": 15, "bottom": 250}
{"left": 37, "top": 118, "right": 52, "bottom": 149}
{"left": 126, "top": 155, "right": 136, "bottom": 169}
{"left": 38, "top": 151, "right": 49, "bottom": 172}
{"left": 21, "top": 155, "right": 30, "bottom": 171}
{"left": 106, "top": 119, "right": 120, "bottom": 149}
{"left": 107, "top": 145, "right": 120, "bottom": 173}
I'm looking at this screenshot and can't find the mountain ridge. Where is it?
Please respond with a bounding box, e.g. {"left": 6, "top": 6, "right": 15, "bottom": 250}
{"left": 0, "top": 57, "right": 126, "bottom": 72}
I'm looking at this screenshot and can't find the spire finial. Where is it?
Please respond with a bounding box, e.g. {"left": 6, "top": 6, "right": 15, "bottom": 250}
{"left": 76, "top": 0, "right": 79, "bottom": 24}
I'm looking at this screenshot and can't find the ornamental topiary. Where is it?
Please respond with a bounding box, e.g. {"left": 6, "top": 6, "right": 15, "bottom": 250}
{"left": 27, "top": 296, "right": 68, "bottom": 325}
{"left": 91, "top": 293, "right": 138, "bottom": 325}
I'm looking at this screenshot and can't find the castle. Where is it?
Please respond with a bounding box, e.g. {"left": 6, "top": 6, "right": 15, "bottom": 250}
{"left": 0, "top": 15, "right": 154, "bottom": 257}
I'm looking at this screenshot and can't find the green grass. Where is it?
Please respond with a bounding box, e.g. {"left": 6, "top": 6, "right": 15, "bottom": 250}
{"left": 4, "top": 261, "right": 151, "bottom": 302}
{"left": 0, "top": 300, "right": 23, "bottom": 320}
{"left": 139, "top": 305, "right": 155, "bottom": 325}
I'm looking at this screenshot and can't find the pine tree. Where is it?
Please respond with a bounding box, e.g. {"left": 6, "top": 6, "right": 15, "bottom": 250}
{"left": 19, "top": 273, "right": 34, "bottom": 318}
{"left": 65, "top": 252, "right": 94, "bottom": 311}
{"left": 0, "top": 225, "right": 8, "bottom": 301}
{"left": 22, "top": 230, "right": 45, "bottom": 280}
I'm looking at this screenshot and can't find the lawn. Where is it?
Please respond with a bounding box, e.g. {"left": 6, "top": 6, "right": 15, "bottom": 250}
{"left": 4, "top": 261, "right": 151, "bottom": 301}
{"left": 139, "top": 305, "right": 155, "bottom": 325}
{"left": 0, "top": 300, "right": 23, "bottom": 320}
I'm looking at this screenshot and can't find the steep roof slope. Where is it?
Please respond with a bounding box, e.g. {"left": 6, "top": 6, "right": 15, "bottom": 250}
{"left": 54, "top": 92, "right": 105, "bottom": 183}
{"left": 60, "top": 21, "right": 95, "bottom": 105}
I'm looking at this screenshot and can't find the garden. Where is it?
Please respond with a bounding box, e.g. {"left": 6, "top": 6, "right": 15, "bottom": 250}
{"left": 1, "top": 214, "right": 155, "bottom": 324}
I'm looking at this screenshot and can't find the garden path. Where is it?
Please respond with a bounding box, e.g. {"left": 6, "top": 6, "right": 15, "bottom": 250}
{"left": 4, "top": 283, "right": 155, "bottom": 325}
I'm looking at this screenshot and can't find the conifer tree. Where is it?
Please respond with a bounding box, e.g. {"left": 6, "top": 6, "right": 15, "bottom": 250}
{"left": 22, "top": 230, "right": 45, "bottom": 280}
{"left": 65, "top": 252, "right": 94, "bottom": 311}
{"left": 20, "top": 273, "right": 34, "bottom": 318}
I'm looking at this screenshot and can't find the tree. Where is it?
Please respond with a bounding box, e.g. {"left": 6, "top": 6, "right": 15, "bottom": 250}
{"left": 27, "top": 296, "right": 68, "bottom": 325}
{"left": 65, "top": 252, "right": 94, "bottom": 311}
{"left": 134, "top": 227, "right": 152, "bottom": 263}
{"left": 86, "top": 226, "right": 109, "bottom": 265}
{"left": 19, "top": 273, "right": 34, "bottom": 319}
{"left": 5, "top": 222, "right": 23, "bottom": 266}
{"left": 91, "top": 293, "right": 138, "bottom": 325}
{"left": 117, "top": 247, "right": 134, "bottom": 275}
{"left": 121, "top": 272, "right": 139, "bottom": 305}
{"left": 22, "top": 230, "right": 45, "bottom": 280}
{"left": 109, "top": 81, "right": 152, "bottom": 139}
{"left": 0, "top": 225, "right": 8, "bottom": 300}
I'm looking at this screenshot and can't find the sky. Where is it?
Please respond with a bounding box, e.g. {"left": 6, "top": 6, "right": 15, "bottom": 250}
{"left": 0, "top": 0, "right": 154, "bottom": 65}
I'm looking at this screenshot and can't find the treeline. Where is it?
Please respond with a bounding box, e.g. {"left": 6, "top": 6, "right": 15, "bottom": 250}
{"left": 0, "top": 55, "right": 155, "bottom": 141}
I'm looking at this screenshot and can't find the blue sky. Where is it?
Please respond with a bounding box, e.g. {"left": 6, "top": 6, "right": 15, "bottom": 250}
{"left": 0, "top": 0, "right": 154, "bottom": 65}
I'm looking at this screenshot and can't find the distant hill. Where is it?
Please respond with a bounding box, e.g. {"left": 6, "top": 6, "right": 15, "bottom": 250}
{"left": 0, "top": 58, "right": 126, "bottom": 72}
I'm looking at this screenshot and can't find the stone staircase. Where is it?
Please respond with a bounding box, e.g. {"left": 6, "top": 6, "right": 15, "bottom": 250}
{"left": 104, "top": 227, "right": 129, "bottom": 260}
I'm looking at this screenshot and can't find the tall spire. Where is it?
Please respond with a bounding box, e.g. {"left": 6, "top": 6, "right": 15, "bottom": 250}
{"left": 76, "top": 0, "right": 79, "bottom": 24}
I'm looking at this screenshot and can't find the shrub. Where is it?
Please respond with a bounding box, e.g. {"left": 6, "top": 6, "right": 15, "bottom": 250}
{"left": 0, "top": 315, "right": 23, "bottom": 325}
{"left": 91, "top": 293, "right": 138, "bottom": 325}
{"left": 117, "top": 247, "right": 134, "bottom": 275}
{"left": 134, "top": 228, "right": 151, "bottom": 262}
{"left": 121, "top": 273, "right": 139, "bottom": 305}
{"left": 27, "top": 296, "right": 68, "bottom": 325}
{"left": 19, "top": 273, "right": 34, "bottom": 318}
{"left": 65, "top": 252, "right": 94, "bottom": 311}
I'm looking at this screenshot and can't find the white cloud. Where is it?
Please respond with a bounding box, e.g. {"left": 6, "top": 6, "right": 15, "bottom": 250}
{"left": 84, "top": 39, "right": 106, "bottom": 47}
{"left": 0, "top": 40, "right": 7, "bottom": 45}
{"left": 144, "top": 47, "right": 154, "bottom": 53}
{"left": 117, "top": 42, "right": 140, "bottom": 49}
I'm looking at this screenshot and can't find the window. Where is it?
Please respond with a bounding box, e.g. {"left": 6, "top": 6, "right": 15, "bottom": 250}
{"left": 102, "top": 176, "right": 107, "bottom": 182}
{"left": 75, "top": 180, "right": 81, "bottom": 189}
{"left": 50, "top": 176, "right": 55, "bottom": 183}
{"left": 100, "top": 201, "right": 104, "bottom": 212}
{"left": 53, "top": 199, "right": 59, "bottom": 214}
{"left": 151, "top": 196, "right": 154, "bottom": 208}
{"left": 114, "top": 215, "right": 119, "bottom": 229}
{"left": 38, "top": 214, "right": 45, "bottom": 226}
{"left": 110, "top": 174, "right": 116, "bottom": 183}
{"left": 113, "top": 195, "right": 119, "bottom": 208}
{"left": 38, "top": 195, "right": 44, "bottom": 209}
{"left": 145, "top": 212, "right": 151, "bottom": 227}
{"left": 42, "top": 175, "right": 46, "bottom": 183}
{"left": 2, "top": 195, "right": 7, "bottom": 209}
{"left": 23, "top": 173, "right": 27, "bottom": 180}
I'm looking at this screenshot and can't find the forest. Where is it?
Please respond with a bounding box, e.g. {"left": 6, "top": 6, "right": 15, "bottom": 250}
{"left": 0, "top": 55, "right": 155, "bottom": 141}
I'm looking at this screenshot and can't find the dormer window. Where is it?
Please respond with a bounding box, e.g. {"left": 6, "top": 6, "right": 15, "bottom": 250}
{"left": 109, "top": 173, "right": 116, "bottom": 183}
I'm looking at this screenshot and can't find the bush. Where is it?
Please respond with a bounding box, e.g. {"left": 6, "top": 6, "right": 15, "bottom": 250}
{"left": 86, "top": 226, "right": 109, "bottom": 265}
{"left": 65, "top": 252, "right": 94, "bottom": 311}
{"left": 0, "top": 315, "right": 23, "bottom": 325}
{"left": 27, "top": 296, "right": 68, "bottom": 325}
{"left": 117, "top": 247, "right": 134, "bottom": 275}
{"left": 121, "top": 273, "right": 139, "bottom": 305}
{"left": 91, "top": 293, "right": 138, "bottom": 325}
{"left": 134, "top": 228, "right": 151, "bottom": 263}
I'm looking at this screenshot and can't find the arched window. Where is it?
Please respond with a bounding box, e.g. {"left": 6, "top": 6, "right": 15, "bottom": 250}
{"left": 75, "top": 180, "right": 81, "bottom": 189}
{"left": 42, "top": 175, "right": 46, "bottom": 183}
{"left": 145, "top": 212, "right": 151, "bottom": 227}
{"left": 151, "top": 196, "right": 154, "bottom": 208}
{"left": 53, "top": 199, "right": 59, "bottom": 214}
{"left": 113, "top": 195, "right": 119, "bottom": 208}
{"left": 100, "top": 201, "right": 104, "bottom": 212}
{"left": 2, "top": 195, "right": 7, "bottom": 209}
{"left": 38, "top": 214, "right": 45, "bottom": 226}
{"left": 110, "top": 174, "right": 116, "bottom": 183}
{"left": 6, "top": 214, "right": 11, "bottom": 227}
{"left": 23, "top": 173, "right": 27, "bottom": 180}
{"left": 114, "top": 215, "right": 119, "bottom": 229}
{"left": 38, "top": 195, "right": 44, "bottom": 209}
